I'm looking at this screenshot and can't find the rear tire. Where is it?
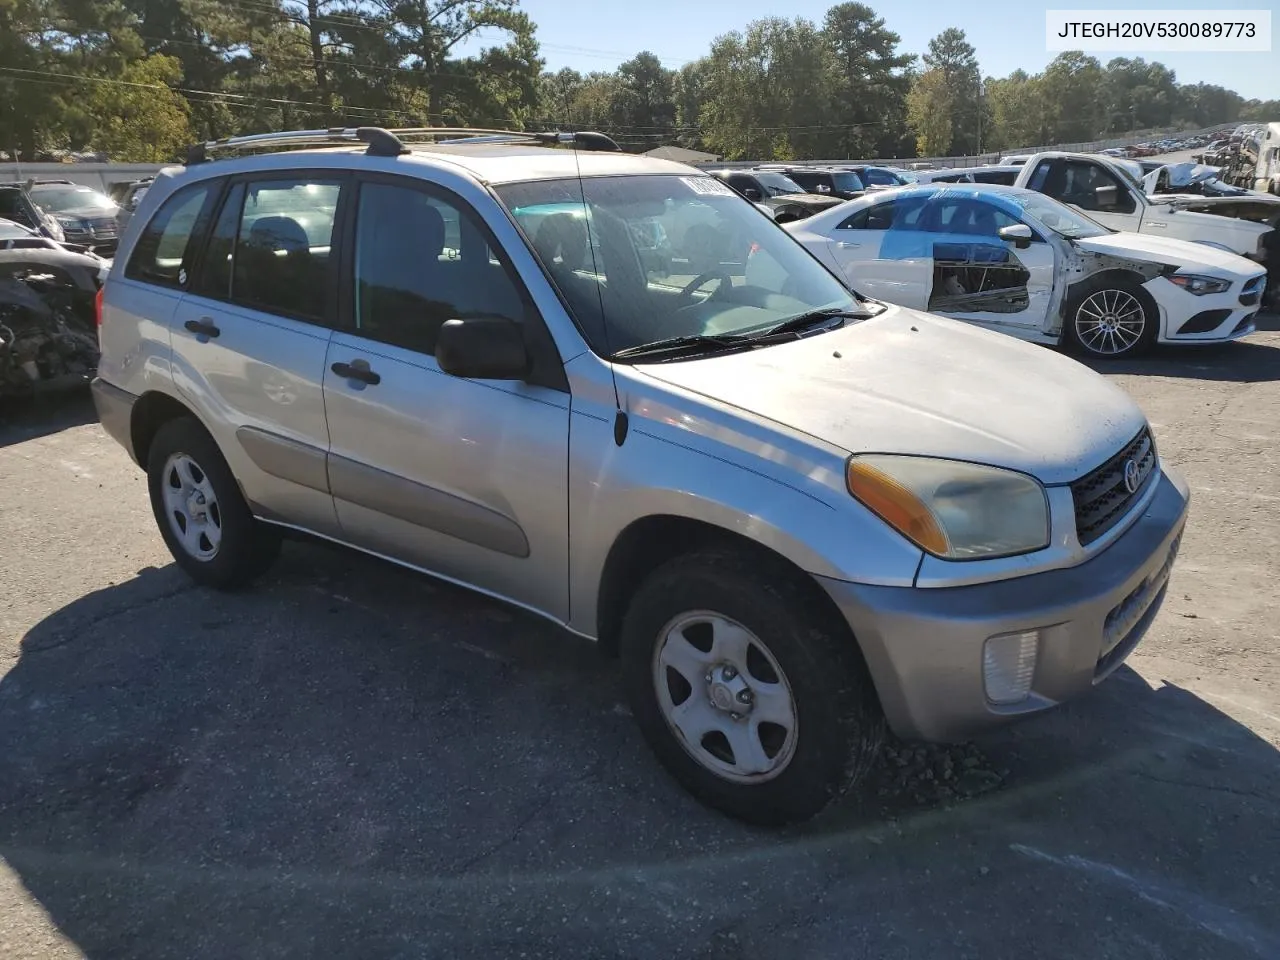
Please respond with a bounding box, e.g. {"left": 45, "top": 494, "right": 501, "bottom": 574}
{"left": 619, "top": 549, "right": 885, "bottom": 825}
{"left": 146, "top": 417, "right": 280, "bottom": 589}
{"left": 1063, "top": 275, "right": 1159, "bottom": 360}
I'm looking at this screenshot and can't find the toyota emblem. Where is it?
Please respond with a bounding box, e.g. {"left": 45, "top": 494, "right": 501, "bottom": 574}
{"left": 1123, "top": 459, "right": 1141, "bottom": 493}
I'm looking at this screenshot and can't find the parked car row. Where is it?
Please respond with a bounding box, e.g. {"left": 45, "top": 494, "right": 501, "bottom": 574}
{"left": 700, "top": 164, "right": 918, "bottom": 223}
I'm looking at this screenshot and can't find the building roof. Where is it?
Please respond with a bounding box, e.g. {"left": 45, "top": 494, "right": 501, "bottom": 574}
{"left": 642, "top": 145, "right": 721, "bottom": 163}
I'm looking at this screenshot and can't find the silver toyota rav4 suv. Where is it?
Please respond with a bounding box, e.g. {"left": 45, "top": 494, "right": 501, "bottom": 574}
{"left": 92, "top": 127, "right": 1190, "bottom": 825}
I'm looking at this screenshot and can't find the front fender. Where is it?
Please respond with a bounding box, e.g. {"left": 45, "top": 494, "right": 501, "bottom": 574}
{"left": 564, "top": 405, "right": 924, "bottom": 637}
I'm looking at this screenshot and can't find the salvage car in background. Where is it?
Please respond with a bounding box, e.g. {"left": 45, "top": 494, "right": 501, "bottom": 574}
{"left": 1012, "top": 152, "right": 1273, "bottom": 265}
{"left": 705, "top": 168, "right": 843, "bottom": 223}
{"left": 782, "top": 183, "right": 1267, "bottom": 359}
{"left": 0, "top": 217, "right": 108, "bottom": 397}
{"left": 22, "top": 179, "right": 122, "bottom": 255}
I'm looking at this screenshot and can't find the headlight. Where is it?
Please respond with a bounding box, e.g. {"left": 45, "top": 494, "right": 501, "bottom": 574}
{"left": 1168, "top": 273, "right": 1231, "bottom": 296}
{"left": 846, "top": 455, "right": 1050, "bottom": 560}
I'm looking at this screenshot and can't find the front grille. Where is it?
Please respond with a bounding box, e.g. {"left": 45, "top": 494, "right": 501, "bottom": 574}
{"left": 88, "top": 217, "right": 117, "bottom": 238}
{"left": 1070, "top": 427, "right": 1157, "bottom": 546}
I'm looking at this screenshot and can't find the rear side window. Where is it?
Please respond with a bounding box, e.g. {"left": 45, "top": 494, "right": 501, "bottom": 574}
{"left": 194, "top": 176, "right": 344, "bottom": 323}
{"left": 125, "top": 181, "right": 219, "bottom": 288}
{"left": 837, "top": 197, "right": 926, "bottom": 231}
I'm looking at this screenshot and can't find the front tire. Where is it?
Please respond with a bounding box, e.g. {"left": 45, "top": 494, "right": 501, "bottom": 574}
{"left": 619, "top": 549, "right": 885, "bottom": 825}
{"left": 146, "top": 417, "right": 280, "bottom": 589}
{"left": 1063, "top": 276, "right": 1158, "bottom": 359}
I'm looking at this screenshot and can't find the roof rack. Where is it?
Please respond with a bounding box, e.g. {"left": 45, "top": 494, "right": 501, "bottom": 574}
{"left": 185, "top": 126, "right": 622, "bottom": 165}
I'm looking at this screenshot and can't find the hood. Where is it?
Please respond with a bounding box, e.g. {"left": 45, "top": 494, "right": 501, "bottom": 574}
{"left": 1143, "top": 162, "right": 1222, "bottom": 193}
{"left": 632, "top": 305, "right": 1146, "bottom": 486}
{"left": 1071, "top": 231, "right": 1262, "bottom": 276}
{"left": 51, "top": 205, "right": 119, "bottom": 222}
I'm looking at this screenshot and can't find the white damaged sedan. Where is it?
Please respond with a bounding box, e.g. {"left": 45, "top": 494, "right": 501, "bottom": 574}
{"left": 780, "top": 183, "right": 1268, "bottom": 359}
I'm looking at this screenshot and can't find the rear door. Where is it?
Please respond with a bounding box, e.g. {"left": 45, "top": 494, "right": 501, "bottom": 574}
{"left": 824, "top": 195, "right": 932, "bottom": 307}
{"left": 171, "top": 170, "right": 352, "bottom": 538}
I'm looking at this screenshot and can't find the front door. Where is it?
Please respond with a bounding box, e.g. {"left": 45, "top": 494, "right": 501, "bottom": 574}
{"left": 920, "top": 195, "right": 1057, "bottom": 337}
{"left": 321, "top": 175, "right": 572, "bottom": 621}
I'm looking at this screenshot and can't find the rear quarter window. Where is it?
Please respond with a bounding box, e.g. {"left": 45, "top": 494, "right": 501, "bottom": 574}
{"left": 125, "top": 181, "right": 220, "bottom": 288}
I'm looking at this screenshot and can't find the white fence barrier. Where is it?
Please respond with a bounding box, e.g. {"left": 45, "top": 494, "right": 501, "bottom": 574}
{"left": 0, "top": 162, "right": 170, "bottom": 192}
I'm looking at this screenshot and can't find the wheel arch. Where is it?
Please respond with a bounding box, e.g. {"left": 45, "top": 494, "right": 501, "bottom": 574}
{"left": 594, "top": 514, "right": 863, "bottom": 666}
{"left": 1062, "top": 265, "right": 1165, "bottom": 343}
{"left": 130, "top": 389, "right": 207, "bottom": 469}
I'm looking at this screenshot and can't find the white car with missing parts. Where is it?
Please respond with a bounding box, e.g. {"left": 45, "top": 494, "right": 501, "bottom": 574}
{"left": 781, "top": 183, "right": 1267, "bottom": 359}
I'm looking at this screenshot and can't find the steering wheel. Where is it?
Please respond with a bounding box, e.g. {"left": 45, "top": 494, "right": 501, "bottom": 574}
{"left": 676, "top": 271, "right": 734, "bottom": 310}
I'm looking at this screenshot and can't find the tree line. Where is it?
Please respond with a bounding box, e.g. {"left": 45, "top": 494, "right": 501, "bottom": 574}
{"left": 1, "top": 0, "right": 1277, "bottom": 163}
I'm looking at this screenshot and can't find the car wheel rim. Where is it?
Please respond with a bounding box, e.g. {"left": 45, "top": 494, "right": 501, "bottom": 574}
{"left": 652, "top": 612, "right": 799, "bottom": 783}
{"left": 1076, "top": 289, "right": 1146, "bottom": 355}
{"left": 161, "top": 453, "right": 222, "bottom": 561}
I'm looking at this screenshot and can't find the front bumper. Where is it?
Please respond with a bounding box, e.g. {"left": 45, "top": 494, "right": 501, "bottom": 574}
{"left": 1155, "top": 276, "right": 1266, "bottom": 342}
{"left": 90, "top": 377, "right": 138, "bottom": 464}
{"left": 817, "top": 466, "right": 1191, "bottom": 741}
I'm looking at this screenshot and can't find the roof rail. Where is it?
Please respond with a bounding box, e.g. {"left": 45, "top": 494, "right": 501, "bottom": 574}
{"left": 185, "top": 126, "right": 622, "bottom": 165}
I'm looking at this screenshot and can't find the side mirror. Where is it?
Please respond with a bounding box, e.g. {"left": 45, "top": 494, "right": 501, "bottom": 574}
{"left": 1094, "top": 184, "right": 1119, "bottom": 210}
{"left": 435, "top": 316, "right": 529, "bottom": 381}
{"left": 742, "top": 187, "right": 762, "bottom": 201}
{"left": 998, "top": 223, "right": 1034, "bottom": 249}
{"left": 816, "top": 184, "right": 831, "bottom": 193}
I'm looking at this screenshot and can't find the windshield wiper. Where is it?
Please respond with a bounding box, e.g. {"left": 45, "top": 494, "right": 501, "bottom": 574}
{"left": 609, "top": 333, "right": 755, "bottom": 361}
{"left": 745, "top": 306, "right": 879, "bottom": 341}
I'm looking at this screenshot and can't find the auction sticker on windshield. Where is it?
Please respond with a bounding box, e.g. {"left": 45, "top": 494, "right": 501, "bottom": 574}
{"left": 682, "top": 176, "right": 737, "bottom": 197}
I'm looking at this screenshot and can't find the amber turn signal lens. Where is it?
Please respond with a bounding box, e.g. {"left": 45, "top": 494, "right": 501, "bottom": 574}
{"left": 846, "top": 460, "right": 949, "bottom": 555}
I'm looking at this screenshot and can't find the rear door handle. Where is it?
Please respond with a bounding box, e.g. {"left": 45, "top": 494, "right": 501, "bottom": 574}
{"left": 331, "top": 360, "right": 381, "bottom": 386}
{"left": 184, "top": 317, "right": 220, "bottom": 338}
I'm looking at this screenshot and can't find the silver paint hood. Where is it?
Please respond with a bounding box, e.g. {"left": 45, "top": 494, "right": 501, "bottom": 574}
{"left": 632, "top": 305, "right": 1148, "bottom": 486}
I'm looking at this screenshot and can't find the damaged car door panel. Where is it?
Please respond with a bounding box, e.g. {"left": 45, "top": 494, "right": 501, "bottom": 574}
{"left": 786, "top": 183, "right": 1268, "bottom": 358}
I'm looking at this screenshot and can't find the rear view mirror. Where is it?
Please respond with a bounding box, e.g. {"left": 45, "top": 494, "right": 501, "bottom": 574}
{"left": 998, "top": 223, "right": 1034, "bottom": 249}
{"left": 435, "top": 317, "right": 529, "bottom": 381}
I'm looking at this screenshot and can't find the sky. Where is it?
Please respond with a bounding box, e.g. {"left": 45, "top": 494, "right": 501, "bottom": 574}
{"left": 463, "top": 0, "right": 1280, "bottom": 101}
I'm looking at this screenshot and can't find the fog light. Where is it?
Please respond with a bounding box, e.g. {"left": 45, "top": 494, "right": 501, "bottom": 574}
{"left": 982, "top": 630, "right": 1040, "bottom": 704}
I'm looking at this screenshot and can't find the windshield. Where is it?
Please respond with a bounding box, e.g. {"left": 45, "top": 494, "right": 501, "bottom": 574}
{"left": 1008, "top": 192, "right": 1112, "bottom": 239}
{"left": 32, "top": 186, "right": 116, "bottom": 213}
{"left": 831, "top": 171, "right": 865, "bottom": 192}
{"left": 755, "top": 172, "right": 806, "bottom": 197}
{"left": 496, "top": 174, "right": 859, "bottom": 358}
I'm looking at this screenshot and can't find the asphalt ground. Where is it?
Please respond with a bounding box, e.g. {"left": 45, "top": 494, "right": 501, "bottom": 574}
{"left": 2, "top": 318, "right": 1279, "bottom": 959}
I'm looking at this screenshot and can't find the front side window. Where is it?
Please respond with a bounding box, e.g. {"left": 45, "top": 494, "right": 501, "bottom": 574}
{"left": 125, "top": 181, "right": 219, "bottom": 288}
{"left": 198, "top": 177, "right": 343, "bottom": 322}
{"left": 931, "top": 198, "right": 1019, "bottom": 236}
{"left": 0, "top": 189, "right": 32, "bottom": 225}
{"left": 352, "top": 181, "right": 527, "bottom": 356}
{"left": 497, "top": 174, "right": 858, "bottom": 357}
{"left": 831, "top": 171, "right": 865, "bottom": 193}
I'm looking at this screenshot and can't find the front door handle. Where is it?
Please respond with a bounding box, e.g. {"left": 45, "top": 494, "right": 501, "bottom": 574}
{"left": 184, "top": 317, "right": 220, "bottom": 338}
{"left": 834, "top": 240, "right": 861, "bottom": 249}
{"left": 331, "top": 360, "right": 381, "bottom": 386}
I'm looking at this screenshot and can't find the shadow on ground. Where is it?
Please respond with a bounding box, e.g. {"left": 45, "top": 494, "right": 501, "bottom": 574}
{"left": 0, "top": 389, "right": 97, "bottom": 448}
{"left": 1080, "top": 330, "right": 1280, "bottom": 384}
{"left": 2, "top": 541, "right": 1278, "bottom": 959}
